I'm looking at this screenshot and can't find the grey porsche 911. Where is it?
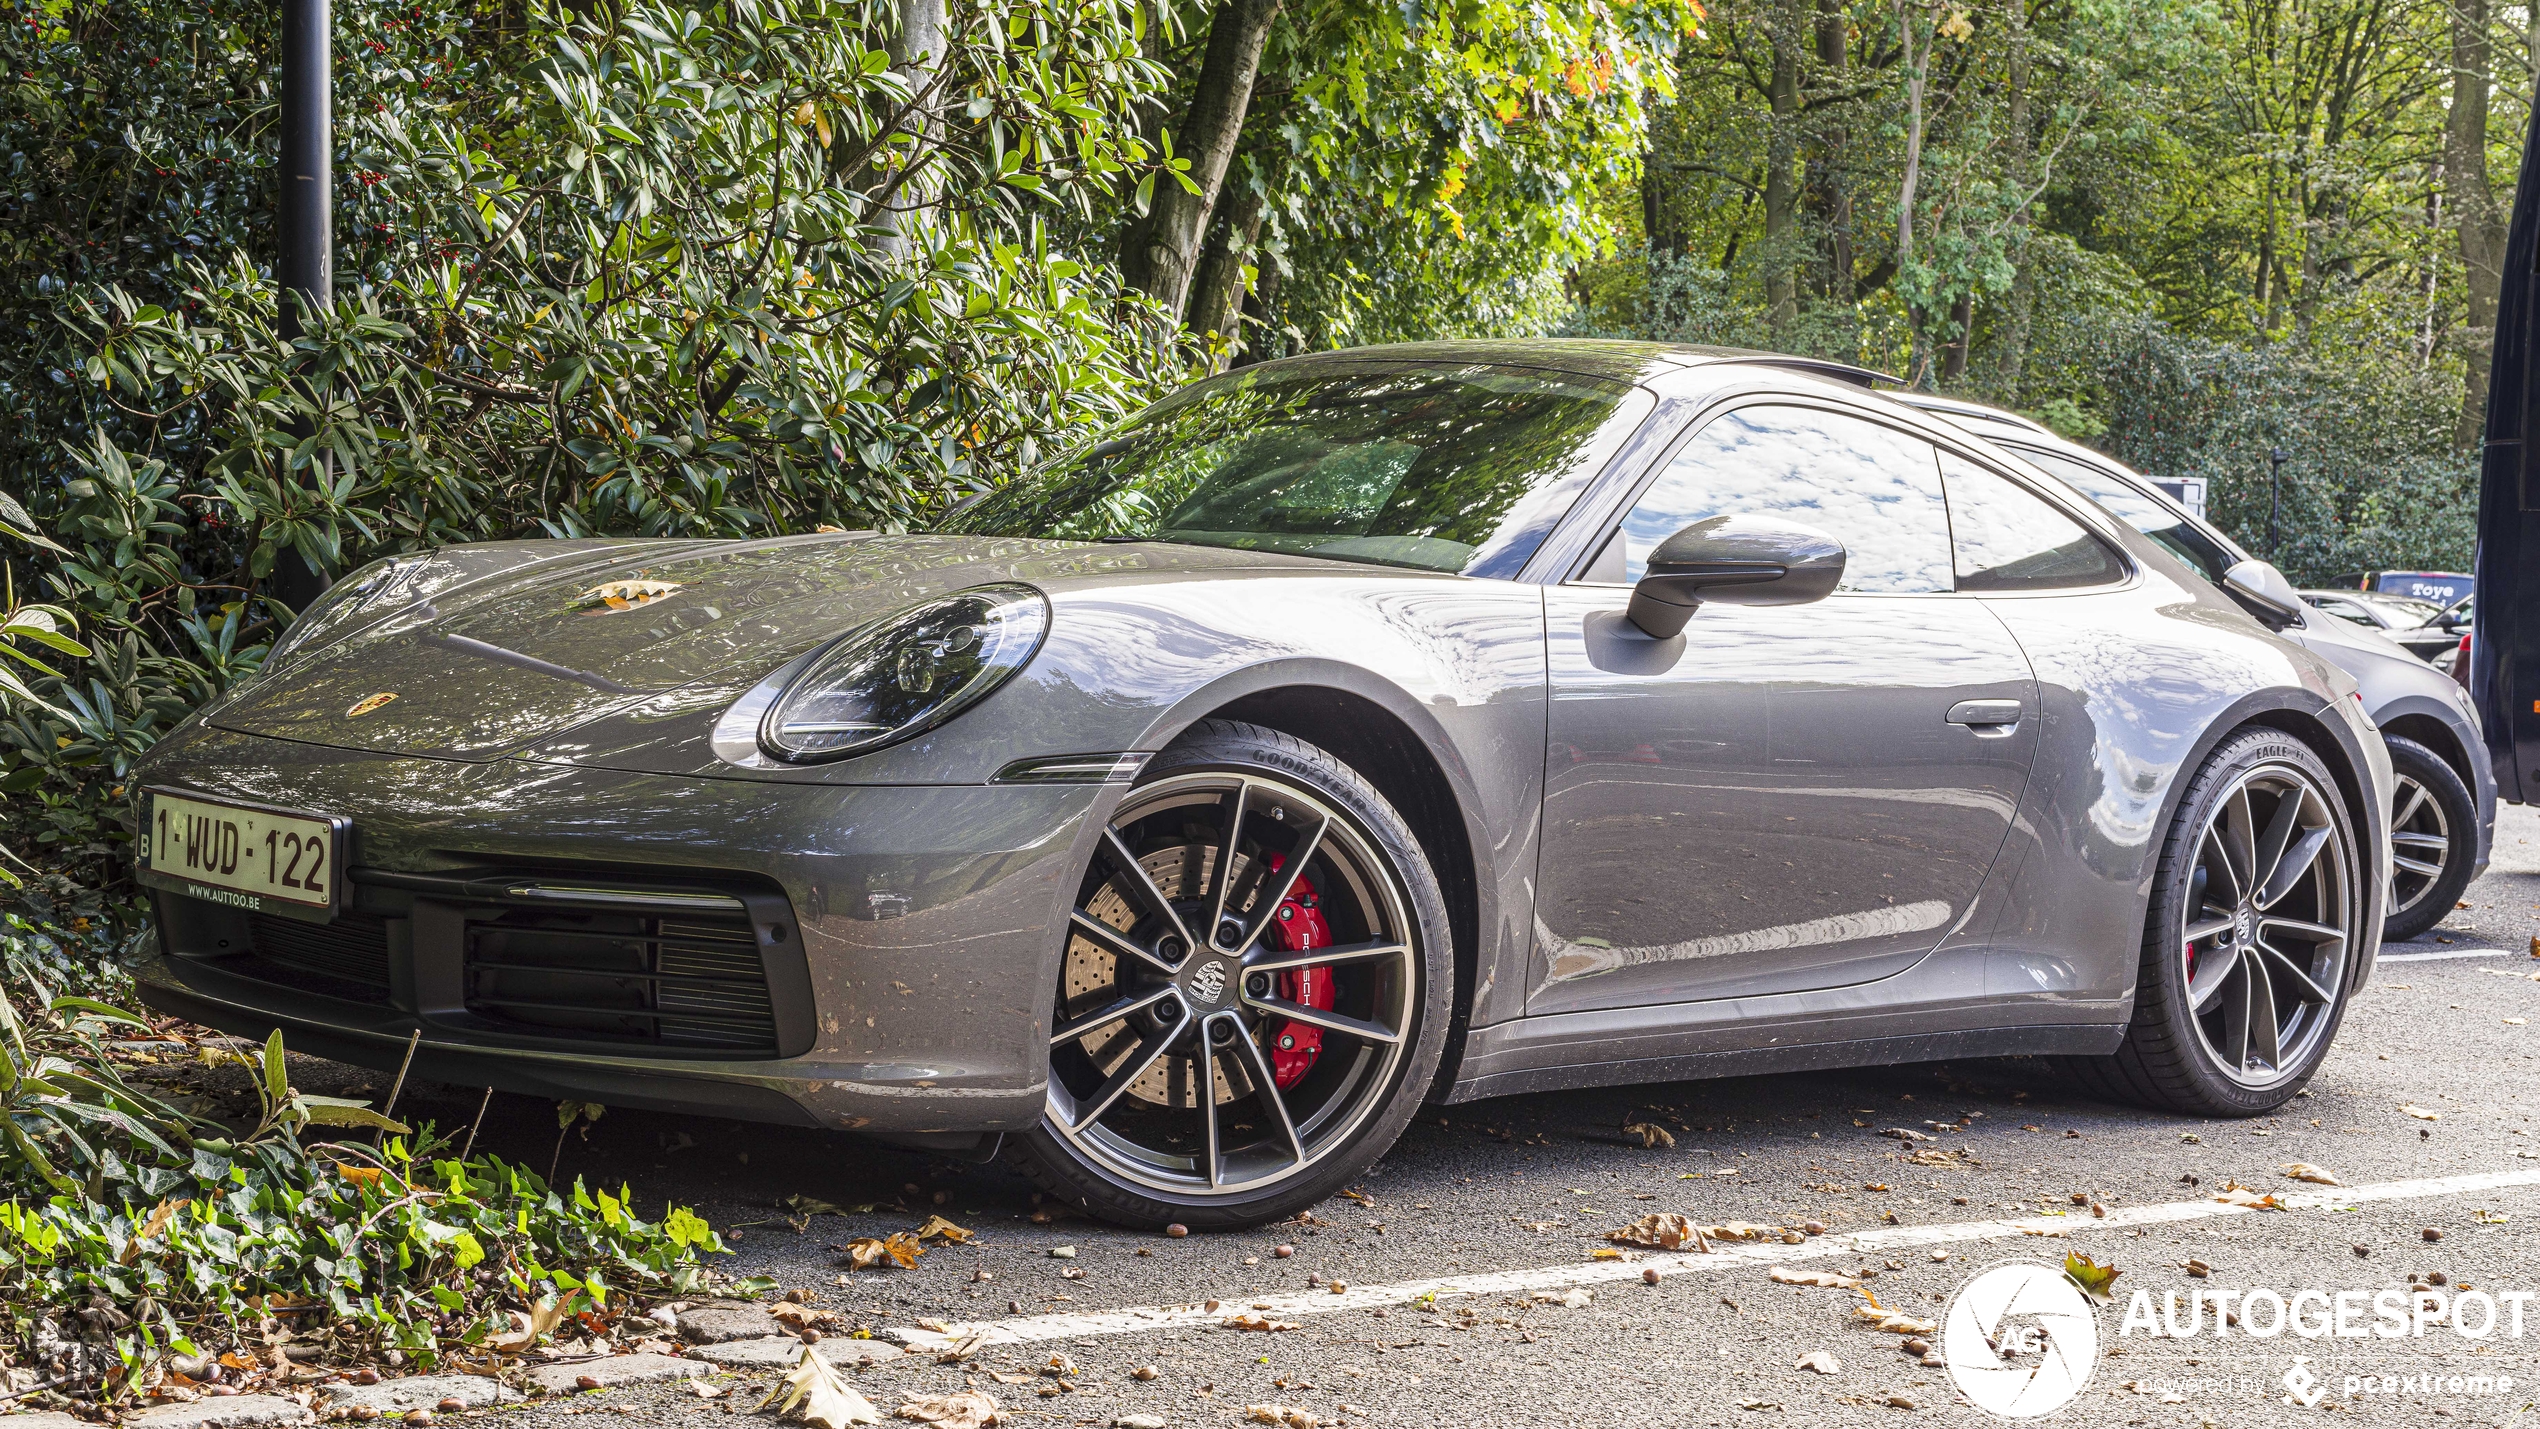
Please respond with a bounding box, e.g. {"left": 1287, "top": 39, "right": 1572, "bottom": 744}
{"left": 129, "top": 340, "right": 2392, "bottom": 1229}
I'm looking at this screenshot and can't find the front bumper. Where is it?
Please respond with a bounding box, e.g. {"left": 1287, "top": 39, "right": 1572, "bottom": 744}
{"left": 130, "top": 726, "right": 1110, "bottom": 1134}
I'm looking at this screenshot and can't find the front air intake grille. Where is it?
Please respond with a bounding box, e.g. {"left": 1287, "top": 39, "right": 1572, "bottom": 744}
{"left": 241, "top": 911, "right": 393, "bottom": 1004}
{"left": 461, "top": 902, "right": 779, "bottom": 1054}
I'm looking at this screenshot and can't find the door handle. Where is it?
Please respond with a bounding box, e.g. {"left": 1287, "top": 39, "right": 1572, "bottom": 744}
{"left": 1946, "top": 699, "right": 2024, "bottom": 728}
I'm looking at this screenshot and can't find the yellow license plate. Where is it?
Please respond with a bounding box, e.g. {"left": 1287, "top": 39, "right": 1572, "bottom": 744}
{"left": 140, "top": 789, "right": 346, "bottom": 915}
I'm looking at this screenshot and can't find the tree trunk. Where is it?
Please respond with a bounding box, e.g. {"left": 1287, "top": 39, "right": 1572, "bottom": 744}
{"left": 1992, "top": 0, "right": 2035, "bottom": 396}
{"left": 1894, "top": 0, "right": 1929, "bottom": 382}
{"left": 1233, "top": 255, "right": 1284, "bottom": 367}
{"left": 1940, "top": 291, "right": 1973, "bottom": 381}
{"left": 1119, "top": 0, "right": 1283, "bottom": 321}
{"left": 2449, "top": 0, "right": 2507, "bottom": 451}
{"left": 1761, "top": 0, "right": 1804, "bottom": 339}
{"left": 1187, "top": 171, "right": 1268, "bottom": 368}
{"left": 874, "top": 0, "right": 947, "bottom": 256}
{"left": 1643, "top": 154, "right": 1675, "bottom": 257}
{"left": 1809, "top": 0, "right": 1854, "bottom": 310}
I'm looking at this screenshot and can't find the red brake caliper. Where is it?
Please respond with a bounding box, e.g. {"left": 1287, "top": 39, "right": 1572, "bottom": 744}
{"left": 1261, "top": 853, "right": 1334, "bottom": 1089}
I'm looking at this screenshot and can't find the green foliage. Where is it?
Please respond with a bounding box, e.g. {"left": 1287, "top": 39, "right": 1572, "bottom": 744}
{"left": 0, "top": 918, "right": 725, "bottom": 1402}
{"left": 1584, "top": 0, "right": 2502, "bottom": 583}
{"left": 1250, "top": 0, "right": 1699, "bottom": 353}
{"left": 0, "top": 0, "right": 1203, "bottom": 907}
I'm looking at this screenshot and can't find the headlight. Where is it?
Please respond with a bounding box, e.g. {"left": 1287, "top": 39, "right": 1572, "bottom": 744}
{"left": 264, "top": 558, "right": 415, "bottom": 670}
{"left": 760, "top": 583, "right": 1049, "bottom": 762}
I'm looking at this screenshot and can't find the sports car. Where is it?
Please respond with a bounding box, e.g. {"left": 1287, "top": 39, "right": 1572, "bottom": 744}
{"left": 129, "top": 340, "right": 2392, "bottom": 1229}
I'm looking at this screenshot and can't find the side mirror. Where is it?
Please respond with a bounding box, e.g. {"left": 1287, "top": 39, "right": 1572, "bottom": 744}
{"left": 1626, "top": 514, "right": 1846, "bottom": 639}
{"left": 2222, "top": 558, "right": 2305, "bottom": 631}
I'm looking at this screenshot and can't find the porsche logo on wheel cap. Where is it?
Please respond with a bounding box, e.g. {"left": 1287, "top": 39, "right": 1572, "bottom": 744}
{"left": 345, "top": 693, "right": 399, "bottom": 719}
{"left": 1188, "top": 959, "right": 1230, "bottom": 1004}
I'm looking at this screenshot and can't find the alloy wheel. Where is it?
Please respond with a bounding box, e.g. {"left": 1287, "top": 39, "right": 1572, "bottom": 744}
{"left": 2386, "top": 773, "right": 2453, "bottom": 926}
{"left": 2179, "top": 762, "right": 2352, "bottom": 1088}
{"left": 1045, "top": 771, "right": 1419, "bottom": 1196}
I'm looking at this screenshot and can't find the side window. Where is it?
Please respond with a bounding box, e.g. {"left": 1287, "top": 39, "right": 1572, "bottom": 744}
{"left": 1939, "top": 453, "right": 2127, "bottom": 592}
{"left": 1594, "top": 406, "right": 1954, "bottom": 593}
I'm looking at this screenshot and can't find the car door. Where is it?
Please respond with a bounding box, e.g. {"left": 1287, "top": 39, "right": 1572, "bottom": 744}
{"left": 1530, "top": 402, "right": 2041, "bottom": 1015}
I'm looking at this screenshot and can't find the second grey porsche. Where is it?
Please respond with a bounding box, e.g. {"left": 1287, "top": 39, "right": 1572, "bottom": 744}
{"left": 128, "top": 340, "right": 2391, "bottom": 1229}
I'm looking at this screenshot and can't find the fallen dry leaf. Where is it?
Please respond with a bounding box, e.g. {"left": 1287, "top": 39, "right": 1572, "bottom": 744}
{"left": 576, "top": 578, "right": 683, "bottom": 612}
{"left": 2401, "top": 1104, "right": 2442, "bottom": 1121}
{"left": 1795, "top": 1350, "right": 1841, "bottom": 1375}
{"left": 2282, "top": 1162, "right": 2343, "bottom": 1186}
{"left": 913, "top": 1216, "right": 975, "bottom": 1245}
{"left": 771, "top": 1302, "right": 843, "bottom": 1332}
{"left": 894, "top": 1391, "right": 997, "bottom": 1429}
{"left": 758, "top": 1342, "right": 881, "bottom": 1428}
{"left": 2063, "top": 1252, "right": 2122, "bottom": 1303}
{"left": 1607, "top": 1213, "right": 1710, "bottom": 1252}
{"left": 842, "top": 1232, "right": 926, "bottom": 1271}
{"left": 2213, "top": 1183, "right": 2286, "bottom": 1211}
{"left": 1881, "top": 1127, "right": 1935, "bottom": 1142}
{"left": 118, "top": 1197, "right": 190, "bottom": 1265}
{"left": 685, "top": 1381, "right": 729, "bottom": 1400}
{"left": 1223, "top": 1314, "right": 1299, "bottom": 1333}
{"left": 1771, "top": 1268, "right": 1862, "bottom": 1290}
{"left": 1528, "top": 1288, "right": 1593, "bottom": 1308}
{"left": 1244, "top": 1407, "right": 1319, "bottom": 1428}
{"left": 1704, "top": 1221, "right": 1782, "bottom": 1242}
{"left": 1622, "top": 1121, "right": 1676, "bottom": 1149}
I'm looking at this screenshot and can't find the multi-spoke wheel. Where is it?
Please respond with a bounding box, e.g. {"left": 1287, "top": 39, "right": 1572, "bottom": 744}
{"left": 2378, "top": 736, "right": 2477, "bottom": 943}
{"left": 2066, "top": 728, "right": 2364, "bottom": 1115}
{"left": 1010, "top": 720, "right": 1450, "bottom": 1229}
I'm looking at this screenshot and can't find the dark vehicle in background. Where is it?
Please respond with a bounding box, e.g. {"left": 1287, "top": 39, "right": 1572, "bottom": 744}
{"left": 2296, "top": 590, "right": 2467, "bottom": 666}
{"left": 1904, "top": 394, "right": 2493, "bottom": 943}
{"left": 2471, "top": 85, "right": 2540, "bottom": 811}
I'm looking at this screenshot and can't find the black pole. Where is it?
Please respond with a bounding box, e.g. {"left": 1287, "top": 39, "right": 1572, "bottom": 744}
{"left": 274, "top": 0, "right": 333, "bottom": 610}
{"left": 278, "top": 0, "right": 331, "bottom": 344}
{"left": 2267, "top": 447, "right": 2287, "bottom": 556}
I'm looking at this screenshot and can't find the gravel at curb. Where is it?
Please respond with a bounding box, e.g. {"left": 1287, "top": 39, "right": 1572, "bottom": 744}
{"left": 682, "top": 1337, "right": 903, "bottom": 1370}
{"left": 320, "top": 1375, "right": 524, "bottom": 1415}
{"left": 522, "top": 1355, "right": 706, "bottom": 1396}
{"left": 127, "top": 1395, "right": 314, "bottom": 1429}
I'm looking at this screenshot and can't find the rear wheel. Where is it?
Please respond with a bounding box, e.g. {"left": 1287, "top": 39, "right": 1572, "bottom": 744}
{"left": 1008, "top": 720, "right": 1450, "bottom": 1230}
{"left": 2066, "top": 728, "right": 2362, "bottom": 1116}
{"left": 2379, "top": 736, "right": 2476, "bottom": 943}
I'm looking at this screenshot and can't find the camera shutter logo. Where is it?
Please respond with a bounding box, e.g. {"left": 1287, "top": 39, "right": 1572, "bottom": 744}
{"left": 1941, "top": 1261, "right": 2101, "bottom": 1418}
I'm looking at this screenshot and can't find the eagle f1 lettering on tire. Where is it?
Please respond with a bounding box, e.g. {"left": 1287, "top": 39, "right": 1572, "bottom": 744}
{"left": 1942, "top": 1261, "right": 2102, "bottom": 1418}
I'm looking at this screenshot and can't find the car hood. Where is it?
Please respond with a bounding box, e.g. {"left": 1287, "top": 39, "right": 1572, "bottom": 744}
{"left": 203, "top": 532, "right": 1276, "bottom": 761}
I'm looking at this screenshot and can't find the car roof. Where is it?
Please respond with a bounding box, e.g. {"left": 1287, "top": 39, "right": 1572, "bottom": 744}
{"left": 1244, "top": 338, "right": 1905, "bottom": 389}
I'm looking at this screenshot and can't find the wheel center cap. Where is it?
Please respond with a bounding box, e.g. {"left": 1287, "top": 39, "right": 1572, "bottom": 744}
{"left": 1187, "top": 958, "right": 1233, "bottom": 1005}
{"left": 2235, "top": 907, "right": 2258, "bottom": 945}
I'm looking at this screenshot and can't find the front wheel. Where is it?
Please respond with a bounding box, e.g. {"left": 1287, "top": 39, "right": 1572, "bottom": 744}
{"left": 2066, "top": 727, "right": 2363, "bottom": 1117}
{"left": 1007, "top": 720, "right": 1451, "bottom": 1230}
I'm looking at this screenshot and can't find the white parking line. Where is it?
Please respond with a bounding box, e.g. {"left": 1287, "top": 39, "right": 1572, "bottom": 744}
{"left": 885, "top": 1167, "right": 2540, "bottom": 1349}
{"left": 2380, "top": 948, "right": 2512, "bottom": 963}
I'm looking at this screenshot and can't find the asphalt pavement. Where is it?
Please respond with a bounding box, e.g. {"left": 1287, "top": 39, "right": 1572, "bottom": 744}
{"left": 314, "top": 804, "right": 2540, "bottom": 1428}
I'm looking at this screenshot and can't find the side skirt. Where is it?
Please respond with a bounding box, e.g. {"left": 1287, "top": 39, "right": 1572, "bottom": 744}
{"left": 1437, "top": 1023, "right": 2128, "bottom": 1104}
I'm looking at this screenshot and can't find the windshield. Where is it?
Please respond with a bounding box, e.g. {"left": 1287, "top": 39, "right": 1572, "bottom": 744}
{"left": 937, "top": 364, "right": 1650, "bottom": 577}
{"left": 2006, "top": 444, "right": 2241, "bottom": 585}
{"left": 2361, "top": 594, "right": 2442, "bottom": 624}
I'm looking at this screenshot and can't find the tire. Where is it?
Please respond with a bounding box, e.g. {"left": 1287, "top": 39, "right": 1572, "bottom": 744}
{"left": 2064, "top": 727, "right": 2364, "bottom": 1117}
{"left": 1007, "top": 719, "right": 1452, "bottom": 1230}
{"left": 2379, "top": 736, "right": 2476, "bottom": 943}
